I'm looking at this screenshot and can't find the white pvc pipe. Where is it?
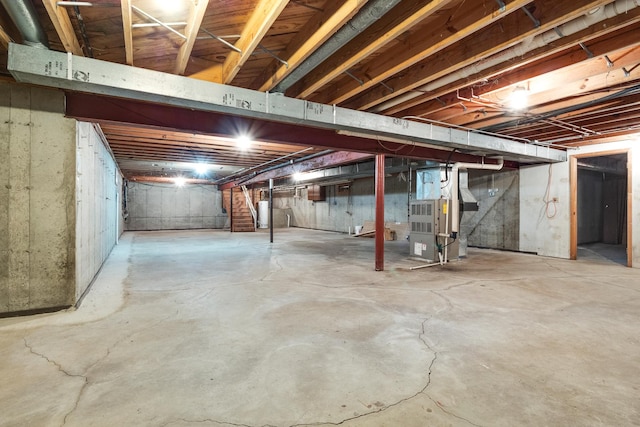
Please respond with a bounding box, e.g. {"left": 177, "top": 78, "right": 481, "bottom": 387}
{"left": 451, "top": 158, "right": 504, "bottom": 233}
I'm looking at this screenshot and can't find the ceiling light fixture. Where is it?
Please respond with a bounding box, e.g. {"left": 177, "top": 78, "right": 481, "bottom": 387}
{"left": 194, "top": 163, "right": 209, "bottom": 175}
{"left": 509, "top": 86, "right": 529, "bottom": 111}
{"left": 174, "top": 177, "right": 186, "bottom": 187}
{"left": 155, "top": 0, "right": 184, "bottom": 14}
{"left": 236, "top": 134, "right": 252, "bottom": 151}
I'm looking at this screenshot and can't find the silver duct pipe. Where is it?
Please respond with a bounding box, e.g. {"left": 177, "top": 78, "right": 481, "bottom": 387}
{"left": 272, "top": 0, "right": 401, "bottom": 93}
{"left": 0, "top": 0, "right": 49, "bottom": 49}
{"left": 450, "top": 158, "right": 504, "bottom": 234}
{"left": 373, "top": 0, "right": 640, "bottom": 112}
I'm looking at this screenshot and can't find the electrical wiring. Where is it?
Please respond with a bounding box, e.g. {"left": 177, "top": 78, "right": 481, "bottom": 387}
{"left": 543, "top": 163, "right": 557, "bottom": 219}
{"left": 375, "top": 136, "right": 417, "bottom": 155}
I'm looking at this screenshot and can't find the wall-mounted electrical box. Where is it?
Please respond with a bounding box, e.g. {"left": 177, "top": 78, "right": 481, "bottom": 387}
{"left": 409, "top": 199, "right": 458, "bottom": 261}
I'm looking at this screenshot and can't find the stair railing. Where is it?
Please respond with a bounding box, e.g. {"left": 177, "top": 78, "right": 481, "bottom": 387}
{"left": 241, "top": 185, "right": 257, "bottom": 229}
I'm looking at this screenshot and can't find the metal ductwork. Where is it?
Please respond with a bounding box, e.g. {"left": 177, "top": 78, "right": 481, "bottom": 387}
{"left": 0, "top": 0, "right": 49, "bottom": 49}
{"left": 272, "top": 0, "right": 401, "bottom": 93}
{"left": 372, "top": 0, "right": 640, "bottom": 112}
{"left": 450, "top": 158, "right": 504, "bottom": 235}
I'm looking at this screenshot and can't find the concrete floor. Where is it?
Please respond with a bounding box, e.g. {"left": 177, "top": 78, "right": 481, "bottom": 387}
{"left": 1, "top": 228, "right": 639, "bottom": 427}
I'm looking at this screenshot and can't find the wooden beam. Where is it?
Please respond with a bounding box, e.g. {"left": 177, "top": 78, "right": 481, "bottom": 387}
{"left": 342, "top": 0, "right": 618, "bottom": 112}
{"left": 391, "top": 12, "right": 640, "bottom": 117}
{"left": 238, "top": 151, "right": 373, "bottom": 186}
{"left": 219, "top": 0, "right": 288, "bottom": 84}
{"left": 401, "top": 25, "right": 640, "bottom": 120}
{"left": 310, "top": 0, "right": 531, "bottom": 106}
{"left": 429, "top": 43, "right": 640, "bottom": 128}
{"left": 0, "top": 24, "right": 12, "bottom": 49}
{"left": 255, "top": 0, "right": 364, "bottom": 91}
{"left": 64, "top": 92, "right": 507, "bottom": 166}
{"left": 288, "top": 0, "right": 457, "bottom": 98}
{"left": 121, "top": 0, "right": 133, "bottom": 65}
{"left": 41, "top": 0, "right": 83, "bottom": 55}
{"left": 174, "top": 0, "right": 209, "bottom": 75}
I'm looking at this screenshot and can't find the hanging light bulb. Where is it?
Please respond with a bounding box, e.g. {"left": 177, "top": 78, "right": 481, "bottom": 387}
{"left": 509, "top": 86, "right": 529, "bottom": 110}
{"left": 193, "top": 163, "right": 209, "bottom": 176}
{"left": 236, "top": 134, "right": 252, "bottom": 151}
{"left": 155, "top": 0, "right": 184, "bottom": 14}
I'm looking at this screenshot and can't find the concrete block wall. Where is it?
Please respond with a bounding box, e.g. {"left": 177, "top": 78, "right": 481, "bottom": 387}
{"left": 125, "top": 182, "right": 226, "bottom": 230}
{"left": 75, "top": 122, "right": 122, "bottom": 301}
{"left": 0, "top": 83, "right": 77, "bottom": 314}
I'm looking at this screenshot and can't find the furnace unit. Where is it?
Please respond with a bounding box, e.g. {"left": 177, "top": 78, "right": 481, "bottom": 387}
{"left": 409, "top": 199, "right": 458, "bottom": 262}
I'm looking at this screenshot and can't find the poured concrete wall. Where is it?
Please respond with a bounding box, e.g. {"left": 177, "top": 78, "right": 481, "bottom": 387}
{"left": 520, "top": 162, "right": 571, "bottom": 258}
{"left": 464, "top": 169, "right": 519, "bottom": 251}
{"left": 126, "top": 182, "right": 226, "bottom": 230}
{"left": 75, "top": 122, "right": 122, "bottom": 300}
{"left": 0, "top": 83, "right": 76, "bottom": 314}
{"left": 520, "top": 140, "right": 640, "bottom": 267}
{"left": 272, "top": 174, "right": 411, "bottom": 234}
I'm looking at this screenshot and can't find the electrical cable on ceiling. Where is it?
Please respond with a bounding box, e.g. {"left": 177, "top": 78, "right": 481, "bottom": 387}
{"left": 376, "top": 136, "right": 416, "bottom": 155}
{"left": 543, "top": 163, "right": 557, "bottom": 219}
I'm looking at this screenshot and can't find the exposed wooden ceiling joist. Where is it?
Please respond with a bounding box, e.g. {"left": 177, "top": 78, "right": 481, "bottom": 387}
{"left": 198, "top": 0, "right": 290, "bottom": 84}
{"left": 341, "top": 0, "right": 610, "bottom": 112}
{"left": 3, "top": 0, "right": 640, "bottom": 182}
{"left": 174, "top": 0, "right": 209, "bottom": 75}
{"left": 121, "top": 0, "right": 133, "bottom": 65}
{"left": 255, "top": 0, "right": 365, "bottom": 91}
{"left": 41, "top": 0, "right": 82, "bottom": 55}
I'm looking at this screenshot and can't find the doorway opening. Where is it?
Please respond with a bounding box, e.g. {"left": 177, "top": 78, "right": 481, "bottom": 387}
{"left": 570, "top": 150, "right": 631, "bottom": 266}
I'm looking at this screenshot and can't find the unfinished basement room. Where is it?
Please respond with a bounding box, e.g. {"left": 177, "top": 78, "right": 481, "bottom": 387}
{"left": 1, "top": 0, "right": 640, "bottom": 426}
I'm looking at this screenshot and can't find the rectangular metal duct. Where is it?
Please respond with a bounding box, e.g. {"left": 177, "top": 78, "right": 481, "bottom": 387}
{"left": 7, "top": 43, "right": 566, "bottom": 163}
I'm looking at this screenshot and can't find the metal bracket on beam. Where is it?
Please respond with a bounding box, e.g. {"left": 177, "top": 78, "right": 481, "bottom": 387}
{"left": 132, "top": 5, "right": 186, "bottom": 39}
{"left": 380, "top": 81, "right": 394, "bottom": 93}
{"left": 622, "top": 64, "right": 639, "bottom": 77}
{"left": 604, "top": 55, "right": 614, "bottom": 68}
{"left": 521, "top": 7, "right": 540, "bottom": 28}
{"left": 579, "top": 42, "right": 594, "bottom": 59}
{"left": 344, "top": 70, "right": 364, "bottom": 86}
{"left": 258, "top": 44, "right": 288, "bottom": 68}
{"left": 494, "top": 0, "right": 506, "bottom": 12}
{"left": 199, "top": 29, "right": 241, "bottom": 53}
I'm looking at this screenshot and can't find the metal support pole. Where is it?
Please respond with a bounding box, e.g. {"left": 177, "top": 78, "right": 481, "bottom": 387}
{"left": 269, "top": 179, "right": 274, "bottom": 243}
{"left": 375, "top": 154, "right": 385, "bottom": 271}
{"left": 229, "top": 187, "right": 234, "bottom": 232}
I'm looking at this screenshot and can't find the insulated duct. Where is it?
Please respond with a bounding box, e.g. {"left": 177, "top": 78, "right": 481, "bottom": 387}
{"left": 0, "top": 0, "right": 49, "bottom": 49}
{"left": 373, "top": 0, "right": 640, "bottom": 112}
{"left": 272, "top": 0, "right": 401, "bottom": 93}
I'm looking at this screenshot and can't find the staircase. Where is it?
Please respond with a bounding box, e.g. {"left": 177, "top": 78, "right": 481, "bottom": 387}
{"left": 223, "top": 187, "right": 257, "bottom": 232}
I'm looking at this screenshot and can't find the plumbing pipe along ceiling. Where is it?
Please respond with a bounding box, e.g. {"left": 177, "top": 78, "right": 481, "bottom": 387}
{"left": 1, "top": 0, "right": 640, "bottom": 183}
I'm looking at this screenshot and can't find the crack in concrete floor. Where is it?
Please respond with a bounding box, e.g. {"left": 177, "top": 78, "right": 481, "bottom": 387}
{"left": 5, "top": 230, "right": 639, "bottom": 426}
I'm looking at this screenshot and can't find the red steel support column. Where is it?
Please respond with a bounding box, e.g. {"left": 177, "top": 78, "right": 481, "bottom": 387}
{"left": 375, "top": 154, "right": 385, "bottom": 271}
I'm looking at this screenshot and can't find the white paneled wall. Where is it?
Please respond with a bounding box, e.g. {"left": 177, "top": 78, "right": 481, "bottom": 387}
{"left": 75, "top": 122, "right": 122, "bottom": 300}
